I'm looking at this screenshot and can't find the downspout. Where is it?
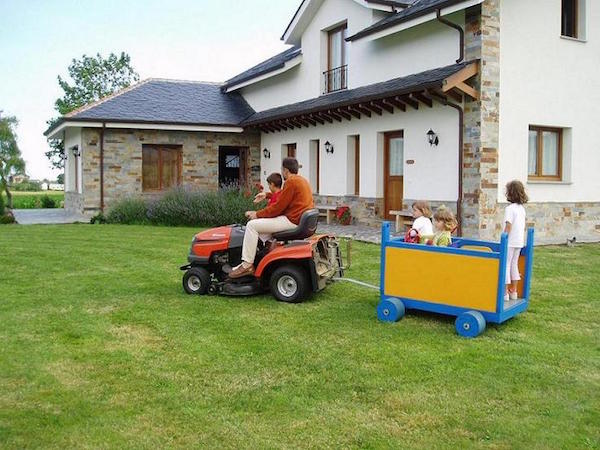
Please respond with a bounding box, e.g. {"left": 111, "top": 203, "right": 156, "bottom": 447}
{"left": 445, "top": 101, "right": 464, "bottom": 237}
{"left": 436, "top": 9, "right": 464, "bottom": 63}
{"left": 100, "top": 123, "right": 105, "bottom": 212}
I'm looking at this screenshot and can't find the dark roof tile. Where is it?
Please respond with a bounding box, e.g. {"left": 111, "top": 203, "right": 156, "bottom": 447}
{"left": 223, "top": 46, "right": 301, "bottom": 89}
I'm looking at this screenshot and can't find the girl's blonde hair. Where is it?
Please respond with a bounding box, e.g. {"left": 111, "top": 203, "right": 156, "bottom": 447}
{"left": 505, "top": 180, "right": 528, "bottom": 204}
{"left": 411, "top": 200, "right": 432, "bottom": 218}
{"left": 433, "top": 206, "right": 458, "bottom": 231}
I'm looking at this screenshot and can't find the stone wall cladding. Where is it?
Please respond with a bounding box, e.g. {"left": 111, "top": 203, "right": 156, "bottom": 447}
{"left": 314, "top": 194, "right": 384, "bottom": 227}
{"left": 80, "top": 128, "right": 261, "bottom": 212}
{"left": 64, "top": 191, "right": 83, "bottom": 215}
{"left": 463, "top": 0, "right": 501, "bottom": 239}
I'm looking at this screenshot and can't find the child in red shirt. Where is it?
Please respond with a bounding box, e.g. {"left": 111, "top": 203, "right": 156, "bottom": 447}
{"left": 265, "top": 172, "right": 283, "bottom": 206}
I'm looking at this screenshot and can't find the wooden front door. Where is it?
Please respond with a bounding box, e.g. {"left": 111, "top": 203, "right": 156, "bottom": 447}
{"left": 384, "top": 131, "right": 404, "bottom": 219}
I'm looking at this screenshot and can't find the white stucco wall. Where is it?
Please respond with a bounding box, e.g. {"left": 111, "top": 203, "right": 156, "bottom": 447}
{"left": 64, "top": 127, "right": 82, "bottom": 194}
{"left": 241, "top": 0, "right": 462, "bottom": 112}
{"left": 499, "top": 0, "right": 600, "bottom": 203}
{"left": 260, "top": 106, "right": 459, "bottom": 202}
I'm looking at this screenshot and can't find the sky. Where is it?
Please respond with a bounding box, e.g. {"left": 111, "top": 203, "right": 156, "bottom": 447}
{"left": 0, "top": 0, "right": 299, "bottom": 181}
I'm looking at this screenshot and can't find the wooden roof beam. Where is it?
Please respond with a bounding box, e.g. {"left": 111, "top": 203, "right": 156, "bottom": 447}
{"left": 398, "top": 95, "right": 418, "bottom": 110}
{"left": 412, "top": 92, "right": 433, "bottom": 108}
{"left": 346, "top": 106, "right": 361, "bottom": 119}
{"left": 442, "top": 62, "right": 480, "bottom": 100}
{"left": 374, "top": 99, "right": 394, "bottom": 114}
{"left": 327, "top": 109, "right": 343, "bottom": 122}
{"left": 354, "top": 105, "right": 371, "bottom": 117}
{"left": 316, "top": 111, "right": 334, "bottom": 123}
{"left": 301, "top": 115, "right": 317, "bottom": 126}
{"left": 310, "top": 113, "right": 325, "bottom": 125}
{"left": 384, "top": 97, "right": 406, "bottom": 112}
{"left": 363, "top": 102, "right": 382, "bottom": 115}
{"left": 335, "top": 108, "right": 352, "bottom": 120}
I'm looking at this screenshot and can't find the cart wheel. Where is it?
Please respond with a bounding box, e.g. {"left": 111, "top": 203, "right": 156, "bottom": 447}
{"left": 377, "top": 298, "right": 405, "bottom": 322}
{"left": 455, "top": 311, "right": 486, "bottom": 338}
{"left": 182, "top": 267, "right": 210, "bottom": 295}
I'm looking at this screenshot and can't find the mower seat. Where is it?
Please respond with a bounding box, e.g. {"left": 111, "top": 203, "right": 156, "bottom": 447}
{"left": 272, "top": 208, "right": 319, "bottom": 242}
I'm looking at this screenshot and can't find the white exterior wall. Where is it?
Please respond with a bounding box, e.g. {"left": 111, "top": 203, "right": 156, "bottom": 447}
{"left": 64, "top": 127, "right": 82, "bottom": 194}
{"left": 499, "top": 0, "right": 600, "bottom": 202}
{"left": 260, "top": 106, "right": 459, "bottom": 202}
{"left": 241, "top": 0, "right": 462, "bottom": 112}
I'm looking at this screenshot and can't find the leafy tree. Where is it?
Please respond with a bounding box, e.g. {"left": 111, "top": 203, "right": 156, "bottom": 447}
{"left": 46, "top": 52, "right": 139, "bottom": 169}
{"left": 56, "top": 173, "right": 64, "bottom": 184}
{"left": 0, "top": 114, "right": 26, "bottom": 209}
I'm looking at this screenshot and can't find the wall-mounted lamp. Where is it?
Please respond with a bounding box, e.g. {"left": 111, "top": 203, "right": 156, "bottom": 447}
{"left": 324, "top": 141, "right": 334, "bottom": 154}
{"left": 71, "top": 145, "right": 81, "bottom": 157}
{"left": 263, "top": 148, "right": 271, "bottom": 159}
{"left": 427, "top": 129, "right": 439, "bottom": 147}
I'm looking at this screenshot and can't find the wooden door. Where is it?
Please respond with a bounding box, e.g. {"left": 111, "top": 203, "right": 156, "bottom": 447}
{"left": 384, "top": 131, "right": 404, "bottom": 219}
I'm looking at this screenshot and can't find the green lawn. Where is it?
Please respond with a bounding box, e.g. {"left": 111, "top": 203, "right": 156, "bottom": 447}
{"left": 0, "top": 225, "right": 598, "bottom": 449}
{"left": 3, "top": 191, "right": 64, "bottom": 209}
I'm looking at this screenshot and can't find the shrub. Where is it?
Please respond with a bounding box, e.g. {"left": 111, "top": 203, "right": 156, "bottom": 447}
{"left": 106, "top": 197, "right": 149, "bottom": 224}
{"left": 105, "top": 186, "right": 261, "bottom": 227}
{"left": 40, "top": 195, "right": 56, "bottom": 208}
{"left": 90, "top": 212, "right": 107, "bottom": 224}
{"left": 0, "top": 193, "right": 5, "bottom": 216}
{"left": 0, "top": 211, "right": 15, "bottom": 224}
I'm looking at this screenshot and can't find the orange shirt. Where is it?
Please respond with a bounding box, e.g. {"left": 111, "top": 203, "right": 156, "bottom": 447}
{"left": 256, "top": 174, "right": 314, "bottom": 224}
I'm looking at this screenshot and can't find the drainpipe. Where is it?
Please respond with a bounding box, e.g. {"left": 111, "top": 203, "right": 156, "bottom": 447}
{"left": 437, "top": 9, "right": 464, "bottom": 63}
{"left": 446, "top": 101, "right": 464, "bottom": 237}
{"left": 100, "top": 123, "right": 105, "bottom": 212}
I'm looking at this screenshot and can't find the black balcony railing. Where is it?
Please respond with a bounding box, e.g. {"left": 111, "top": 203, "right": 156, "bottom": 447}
{"left": 323, "top": 65, "right": 348, "bottom": 94}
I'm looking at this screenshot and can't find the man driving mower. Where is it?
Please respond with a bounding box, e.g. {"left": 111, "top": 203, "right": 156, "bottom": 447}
{"left": 229, "top": 157, "right": 314, "bottom": 279}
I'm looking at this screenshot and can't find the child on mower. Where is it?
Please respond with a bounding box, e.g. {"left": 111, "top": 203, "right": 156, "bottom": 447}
{"left": 266, "top": 172, "right": 283, "bottom": 206}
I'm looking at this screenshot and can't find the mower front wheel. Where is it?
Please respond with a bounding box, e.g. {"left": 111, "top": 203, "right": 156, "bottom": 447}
{"left": 183, "top": 267, "right": 210, "bottom": 295}
{"left": 270, "top": 265, "right": 309, "bottom": 303}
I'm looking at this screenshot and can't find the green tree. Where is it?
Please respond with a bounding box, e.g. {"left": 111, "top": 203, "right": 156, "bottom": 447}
{"left": 56, "top": 173, "right": 64, "bottom": 184}
{"left": 0, "top": 114, "right": 26, "bottom": 209}
{"left": 46, "top": 52, "right": 139, "bottom": 169}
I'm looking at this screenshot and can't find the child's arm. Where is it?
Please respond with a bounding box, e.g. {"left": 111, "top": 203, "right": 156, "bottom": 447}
{"left": 504, "top": 221, "right": 512, "bottom": 234}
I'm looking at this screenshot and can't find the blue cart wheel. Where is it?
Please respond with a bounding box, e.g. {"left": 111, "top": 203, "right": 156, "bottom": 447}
{"left": 455, "top": 311, "right": 486, "bottom": 338}
{"left": 377, "top": 298, "right": 405, "bottom": 322}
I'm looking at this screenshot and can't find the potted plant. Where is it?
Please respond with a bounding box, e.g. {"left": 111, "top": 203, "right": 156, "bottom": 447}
{"left": 335, "top": 205, "right": 352, "bottom": 225}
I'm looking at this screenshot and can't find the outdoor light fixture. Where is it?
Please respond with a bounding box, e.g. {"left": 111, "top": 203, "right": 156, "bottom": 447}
{"left": 263, "top": 148, "right": 271, "bottom": 159}
{"left": 71, "top": 145, "right": 81, "bottom": 157}
{"left": 325, "top": 141, "right": 334, "bottom": 154}
{"left": 427, "top": 129, "right": 439, "bottom": 146}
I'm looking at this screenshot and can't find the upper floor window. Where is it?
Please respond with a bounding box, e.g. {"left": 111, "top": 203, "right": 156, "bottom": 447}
{"left": 528, "top": 126, "right": 562, "bottom": 181}
{"left": 562, "top": 0, "right": 586, "bottom": 40}
{"left": 324, "top": 24, "right": 348, "bottom": 93}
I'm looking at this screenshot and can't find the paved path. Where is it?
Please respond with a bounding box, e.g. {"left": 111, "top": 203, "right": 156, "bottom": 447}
{"left": 12, "top": 209, "right": 87, "bottom": 225}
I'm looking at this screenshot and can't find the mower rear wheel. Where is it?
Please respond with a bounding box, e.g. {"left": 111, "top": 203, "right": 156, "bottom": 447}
{"left": 270, "top": 265, "right": 309, "bottom": 303}
{"left": 183, "top": 267, "right": 210, "bottom": 295}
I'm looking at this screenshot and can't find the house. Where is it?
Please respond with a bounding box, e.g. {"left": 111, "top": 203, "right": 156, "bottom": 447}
{"left": 45, "top": 0, "right": 600, "bottom": 244}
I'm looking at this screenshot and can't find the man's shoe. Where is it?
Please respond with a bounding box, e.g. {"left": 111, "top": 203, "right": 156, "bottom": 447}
{"left": 229, "top": 264, "right": 255, "bottom": 279}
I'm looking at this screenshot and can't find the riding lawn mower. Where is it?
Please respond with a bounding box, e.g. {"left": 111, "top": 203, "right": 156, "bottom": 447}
{"left": 180, "top": 209, "right": 345, "bottom": 303}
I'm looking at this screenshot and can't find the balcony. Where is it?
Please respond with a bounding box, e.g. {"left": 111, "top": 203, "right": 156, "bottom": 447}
{"left": 323, "top": 65, "right": 348, "bottom": 94}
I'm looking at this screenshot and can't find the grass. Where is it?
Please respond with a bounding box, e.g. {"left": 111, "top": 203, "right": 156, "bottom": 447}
{"left": 0, "top": 224, "right": 598, "bottom": 449}
{"left": 2, "top": 191, "right": 64, "bottom": 209}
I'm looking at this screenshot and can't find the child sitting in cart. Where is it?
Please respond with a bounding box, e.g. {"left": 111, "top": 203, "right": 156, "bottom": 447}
{"left": 408, "top": 200, "right": 433, "bottom": 243}
{"left": 429, "top": 206, "right": 457, "bottom": 247}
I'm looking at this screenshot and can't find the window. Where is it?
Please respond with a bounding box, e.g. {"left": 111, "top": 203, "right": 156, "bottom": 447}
{"left": 346, "top": 135, "right": 360, "bottom": 195}
{"left": 286, "top": 143, "right": 297, "bottom": 158}
{"left": 562, "top": 0, "right": 586, "bottom": 39}
{"left": 142, "top": 145, "right": 182, "bottom": 191}
{"left": 324, "top": 24, "right": 348, "bottom": 93}
{"left": 528, "top": 126, "right": 562, "bottom": 180}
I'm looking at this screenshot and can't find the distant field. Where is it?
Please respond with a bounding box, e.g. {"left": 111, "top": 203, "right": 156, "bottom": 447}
{"left": 2, "top": 191, "right": 64, "bottom": 209}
